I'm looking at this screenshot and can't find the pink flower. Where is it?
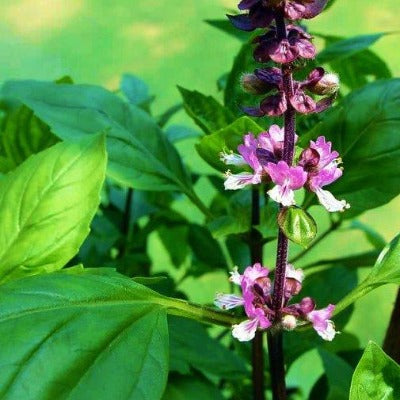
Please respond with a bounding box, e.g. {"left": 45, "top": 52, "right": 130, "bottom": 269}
{"left": 299, "top": 136, "right": 350, "bottom": 212}
{"left": 266, "top": 161, "right": 307, "bottom": 206}
{"left": 223, "top": 127, "right": 292, "bottom": 190}
{"left": 215, "top": 263, "right": 273, "bottom": 342}
{"left": 307, "top": 304, "right": 336, "bottom": 341}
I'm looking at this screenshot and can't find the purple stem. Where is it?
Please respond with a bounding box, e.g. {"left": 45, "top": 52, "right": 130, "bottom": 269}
{"left": 267, "top": 11, "right": 297, "bottom": 400}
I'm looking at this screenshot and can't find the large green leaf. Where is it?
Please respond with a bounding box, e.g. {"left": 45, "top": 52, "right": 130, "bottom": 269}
{"left": 178, "top": 86, "right": 235, "bottom": 134}
{"left": 1, "top": 80, "right": 193, "bottom": 194}
{"left": 168, "top": 316, "right": 247, "bottom": 378}
{"left": 0, "top": 105, "right": 58, "bottom": 173}
{"left": 0, "top": 271, "right": 169, "bottom": 400}
{"left": 301, "top": 79, "right": 400, "bottom": 217}
{"left": 335, "top": 233, "right": 400, "bottom": 315}
{"left": 196, "top": 116, "right": 264, "bottom": 172}
{"left": 0, "top": 135, "right": 106, "bottom": 284}
{"left": 350, "top": 342, "right": 400, "bottom": 399}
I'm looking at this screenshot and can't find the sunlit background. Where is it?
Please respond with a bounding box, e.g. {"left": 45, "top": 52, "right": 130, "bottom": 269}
{"left": 1, "top": 0, "right": 399, "bottom": 396}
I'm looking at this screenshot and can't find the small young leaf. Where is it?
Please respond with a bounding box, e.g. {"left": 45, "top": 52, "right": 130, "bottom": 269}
{"left": 178, "top": 86, "right": 235, "bottom": 134}
{"left": 350, "top": 342, "right": 400, "bottom": 399}
{"left": 120, "top": 73, "right": 153, "bottom": 109}
{"left": 0, "top": 271, "right": 169, "bottom": 400}
{"left": 205, "top": 19, "right": 249, "bottom": 42}
{"left": 196, "top": 116, "right": 264, "bottom": 172}
{"left": 278, "top": 206, "right": 317, "bottom": 248}
{"left": 0, "top": 135, "right": 106, "bottom": 284}
{"left": 317, "top": 33, "right": 387, "bottom": 64}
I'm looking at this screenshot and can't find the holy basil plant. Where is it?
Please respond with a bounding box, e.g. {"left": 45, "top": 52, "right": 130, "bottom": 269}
{"left": 0, "top": 0, "right": 399, "bottom": 399}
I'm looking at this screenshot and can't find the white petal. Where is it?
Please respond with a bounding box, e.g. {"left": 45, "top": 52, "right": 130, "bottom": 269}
{"left": 315, "top": 188, "right": 350, "bottom": 212}
{"left": 315, "top": 320, "right": 337, "bottom": 341}
{"left": 224, "top": 172, "right": 258, "bottom": 190}
{"left": 286, "top": 264, "right": 304, "bottom": 283}
{"left": 268, "top": 184, "right": 295, "bottom": 206}
{"left": 229, "top": 267, "right": 242, "bottom": 285}
{"left": 220, "top": 151, "right": 246, "bottom": 166}
{"left": 214, "top": 293, "right": 244, "bottom": 310}
{"left": 232, "top": 319, "right": 259, "bottom": 342}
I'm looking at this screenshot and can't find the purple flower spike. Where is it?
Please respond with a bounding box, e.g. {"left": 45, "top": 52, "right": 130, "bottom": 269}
{"left": 229, "top": 1, "right": 275, "bottom": 32}
{"left": 266, "top": 161, "right": 307, "bottom": 206}
{"left": 300, "top": 136, "right": 350, "bottom": 212}
{"left": 238, "top": 0, "right": 260, "bottom": 10}
{"left": 260, "top": 93, "right": 288, "bottom": 116}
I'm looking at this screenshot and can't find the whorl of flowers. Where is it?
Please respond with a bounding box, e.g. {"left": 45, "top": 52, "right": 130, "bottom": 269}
{"left": 215, "top": 0, "right": 349, "bottom": 342}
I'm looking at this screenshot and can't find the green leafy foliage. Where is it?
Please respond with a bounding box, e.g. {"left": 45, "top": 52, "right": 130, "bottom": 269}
{"left": 0, "top": 271, "right": 169, "bottom": 400}
{"left": 278, "top": 206, "right": 317, "bottom": 248}
{"left": 0, "top": 135, "right": 106, "bottom": 284}
{"left": 169, "top": 316, "right": 247, "bottom": 378}
{"left": 301, "top": 79, "right": 400, "bottom": 217}
{"left": 317, "top": 33, "right": 387, "bottom": 64}
{"left": 1, "top": 81, "right": 194, "bottom": 194}
{"left": 318, "top": 349, "right": 353, "bottom": 400}
{"left": 163, "top": 375, "right": 224, "bottom": 400}
{"left": 335, "top": 232, "right": 400, "bottom": 314}
{"left": 350, "top": 342, "right": 400, "bottom": 399}
{"left": 196, "top": 116, "right": 264, "bottom": 172}
{"left": 316, "top": 33, "right": 392, "bottom": 90}
{"left": 178, "top": 86, "right": 235, "bottom": 134}
{"left": 0, "top": 105, "right": 58, "bottom": 173}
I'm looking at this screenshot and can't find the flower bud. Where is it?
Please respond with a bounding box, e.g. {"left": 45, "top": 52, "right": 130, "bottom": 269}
{"left": 282, "top": 315, "right": 297, "bottom": 331}
{"left": 240, "top": 73, "right": 272, "bottom": 95}
{"left": 309, "top": 73, "right": 340, "bottom": 95}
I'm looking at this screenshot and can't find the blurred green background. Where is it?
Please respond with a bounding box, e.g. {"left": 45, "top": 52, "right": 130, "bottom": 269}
{"left": 1, "top": 1, "right": 399, "bottom": 396}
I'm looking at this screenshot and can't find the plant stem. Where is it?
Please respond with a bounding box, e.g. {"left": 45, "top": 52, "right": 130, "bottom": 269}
{"left": 289, "top": 220, "right": 341, "bottom": 264}
{"left": 267, "top": 12, "right": 297, "bottom": 400}
{"left": 383, "top": 288, "right": 400, "bottom": 363}
{"left": 250, "top": 187, "right": 265, "bottom": 400}
{"left": 121, "top": 188, "right": 134, "bottom": 255}
{"left": 267, "top": 329, "right": 287, "bottom": 400}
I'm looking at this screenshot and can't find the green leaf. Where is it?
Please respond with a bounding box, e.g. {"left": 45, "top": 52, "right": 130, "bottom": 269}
{"left": 196, "top": 116, "right": 264, "bottom": 172}
{"left": 0, "top": 271, "right": 169, "bottom": 400}
{"left": 0, "top": 105, "right": 58, "bottom": 173}
{"left": 178, "top": 86, "right": 235, "bottom": 134}
{"left": 316, "top": 34, "right": 392, "bottom": 90}
{"left": 349, "top": 220, "right": 386, "bottom": 250}
{"left": 165, "top": 125, "right": 200, "bottom": 143}
{"left": 350, "top": 342, "right": 400, "bottom": 399}
{"left": 317, "top": 33, "right": 387, "bottom": 64}
{"left": 162, "top": 376, "right": 224, "bottom": 400}
{"left": 278, "top": 206, "right": 317, "bottom": 248}
{"left": 318, "top": 349, "right": 353, "bottom": 400}
{"left": 204, "top": 19, "right": 249, "bottom": 42}
{"left": 335, "top": 233, "right": 400, "bottom": 315}
{"left": 300, "top": 79, "right": 400, "bottom": 218}
{"left": 2, "top": 80, "right": 193, "bottom": 194}
{"left": 120, "top": 73, "right": 153, "bottom": 109}
{"left": 0, "top": 135, "right": 106, "bottom": 284}
{"left": 168, "top": 316, "right": 247, "bottom": 378}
